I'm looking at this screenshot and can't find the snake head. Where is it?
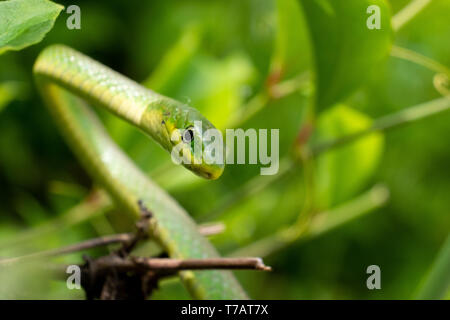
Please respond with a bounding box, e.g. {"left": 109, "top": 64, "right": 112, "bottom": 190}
{"left": 142, "top": 99, "right": 225, "bottom": 180}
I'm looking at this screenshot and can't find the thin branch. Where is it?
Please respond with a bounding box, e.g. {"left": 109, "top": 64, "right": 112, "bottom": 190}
{"left": 199, "top": 158, "right": 295, "bottom": 222}
{"left": 310, "top": 46, "right": 450, "bottom": 158}
{"left": 391, "top": 46, "right": 450, "bottom": 76}
{"left": 230, "top": 185, "right": 389, "bottom": 258}
{"left": 197, "top": 222, "right": 226, "bottom": 236}
{"left": 270, "top": 72, "right": 310, "bottom": 99}
{"left": 304, "top": 185, "right": 390, "bottom": 239}
{"left": 415, "top": 233, "right": 450, "bottom": 299}
{"left": 0, "top": 234, "right": 132, "bottom": 265}
{"left": 227, "top": 72, "right": 309, "bottom": 128}
{"left": 433, "top": 74, "right": 450, "bottom": 97}
{"left": 0, "top": 189, "right": 112, "bottom": 252}
{"left": 392, "top": 0, "right": 432, "bottom": 32}
{"left": 42, "top": 256, "right": 272, "bottom": 295}
{"left": 390, "top": 46, "right": 450, "bottom": 97}
{"left": 138, "top": 257, "right": 271, "bottom": 271}
{"left": 80, "top": 256, "right": 269, "bottom": 300}
{"left": 311, "top": 96, "right": 450, "bottom": 156}
{"left": 203, "top": 96, "right": 450, "bottom": 222}
{"left": 0, "top": 222, "right": 228, "bottom": 266}
{"left": 227, "top": 92, "right": 269, "bottom": 128}
{"left": 94, "top": 256, "right": 271, "bottom": 272}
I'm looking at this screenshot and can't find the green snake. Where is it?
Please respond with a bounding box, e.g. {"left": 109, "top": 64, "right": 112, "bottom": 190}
{"left": 33, "top": 45, "right": 247, "bottom": 299}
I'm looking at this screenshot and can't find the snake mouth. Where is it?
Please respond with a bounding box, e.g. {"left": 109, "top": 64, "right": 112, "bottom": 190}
{"left": 206, "top": 166, "right": 225, "bottom": 180}
{"left": 186, "top": 162, "right": 224, "bottom": 180}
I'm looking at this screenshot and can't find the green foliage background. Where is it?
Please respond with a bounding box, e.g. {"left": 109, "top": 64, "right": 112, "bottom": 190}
{"left": 0, "top": 0, "right": 449, "bottom": 299}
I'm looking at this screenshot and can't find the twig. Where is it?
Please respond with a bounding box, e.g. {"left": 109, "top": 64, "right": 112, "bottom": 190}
{"left": 0, "top": 189, "right": 113, "bottom": 252}
{"left": 78, "top": 255, "right": 270, "bottom": 300}
{"left": 230, "top": 185, "right": 389, "bottom": 258}
{"left": 80, "top": 255, "right": 271, "bottom": 299}
{"left": 203, "top": 95, "right": 450, "bottom": 226}
{"left": 311, "top": 96, "right": 450, "bottom": 156}
{"left": 135, "top": 257, "right": 271, "bottom": 271}
{"left": 304, "top": 185, "right": 390, "bottom": 239}
{"left": 390, "top": 45, "right": 450, "bottom": 97}
{"left": 199, "top": 158, "right": 295, "bottom": 222}
{"left": 392, "top": 0, "right": 432, "bottom": 32}
{"left": 227, "top": 72, "right": 309, "bottom": 128}
{"left": 0, "top": 221, "right": 228, "bottom": 266}
{"left": 197, "top": 222, "right": 226, "bottom": 236}
{"left": 391, "top": 46, "right": 450, "bottom": 76}
{"left": 415, "top": 233, "right": 450, "bottom": 299}
{"left": 92, "top": 256, "right": 271, "bottom": 272}
{"left": 0, "top": 234, "right": 132, "bottom": 265}
{"left": 433, "top": 74, "right": 450, "bottom": 97}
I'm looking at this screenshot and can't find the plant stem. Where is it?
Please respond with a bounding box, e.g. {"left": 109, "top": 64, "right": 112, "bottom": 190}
{"left": 392, "top": 0, "right": 432, "bottom": 31}
{"left": 230, "top": 185, "right": 389, "bottom": 258}
{"left": 199, "top": 158, "right": 296, "bottom": 222}
{"left": 226, "top": 92, "right": 269, "bottom": 128}
{"left": 130, "top": 257, "right": 271, "bottom": 272}
{"left": 311, "top": 96, "right": 450, "bottom": 156}
{"left": 0, "top": 233, "right": 132, "bottom": 265}
{"left": 0, "top": 189, "right": 113, "bottom": 252}
{"left": 304, "top": 185, "right": 389, "bottom": 239}
{"left": 204, "top": 96, "right": 450, "bottom": 224}
{"left": 227, "top": 72, "right": 309, "bottom": 128}
{"left": 433, "top": 74, "right": 450, "bottom": 96}
{"left": 197, "top": 222, "right": 226, "bottom": 236}
{"left": 0, "top": 222, "right": 227, "bottom": 266}
{"left": 391, "top": 46, "right": 450, "bottom": 76}
{"left": 415, "top": 234, "right": 450, "bottom": 299}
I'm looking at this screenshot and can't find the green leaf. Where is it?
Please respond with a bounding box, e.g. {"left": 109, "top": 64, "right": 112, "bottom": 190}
{"left": 298, "top": 0, "right": 392, "bottom": 111}
{"left": 314, "top": 104, "right": 384, "bottom": 208}
{"left": 0, "top": 0, "right": 63, "bottom": 54}
{"left": 271, "top": 0, "right": 311, "bottom": 79}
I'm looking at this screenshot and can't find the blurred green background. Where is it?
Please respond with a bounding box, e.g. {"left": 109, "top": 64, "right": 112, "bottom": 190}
{"left": 0, "top": 0, "right": 449, "bottom": 299}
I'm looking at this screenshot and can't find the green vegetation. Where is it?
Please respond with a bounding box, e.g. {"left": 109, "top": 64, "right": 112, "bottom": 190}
{"left": 0, "top": 0, "right": 448, "bottom": 299}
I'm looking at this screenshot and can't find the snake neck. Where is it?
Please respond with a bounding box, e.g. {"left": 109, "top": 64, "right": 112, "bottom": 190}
{"left": 33, "top": 45, "right": 160, "bottom": 127}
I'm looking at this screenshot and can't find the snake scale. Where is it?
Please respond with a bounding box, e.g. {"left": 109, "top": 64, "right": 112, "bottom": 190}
{"left": 33, "top": 44, "right": 248, "bottom": 299}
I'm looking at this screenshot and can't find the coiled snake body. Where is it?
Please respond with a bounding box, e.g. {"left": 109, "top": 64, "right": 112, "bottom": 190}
{"left": 33, "top": 45, "right": 247, "bottom": 299}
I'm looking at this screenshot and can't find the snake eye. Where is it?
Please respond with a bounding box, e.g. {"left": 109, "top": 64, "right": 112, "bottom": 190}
{"left": 182, "top": 127, "right": 194, "bottom": 143}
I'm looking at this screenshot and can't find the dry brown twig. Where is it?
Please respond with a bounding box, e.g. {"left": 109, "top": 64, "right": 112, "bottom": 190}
{"left": 0, "top": 222, "right": 227, "bottom": 265}
{"left": 0, "top": 213, "right": 269, "bottom": 299}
